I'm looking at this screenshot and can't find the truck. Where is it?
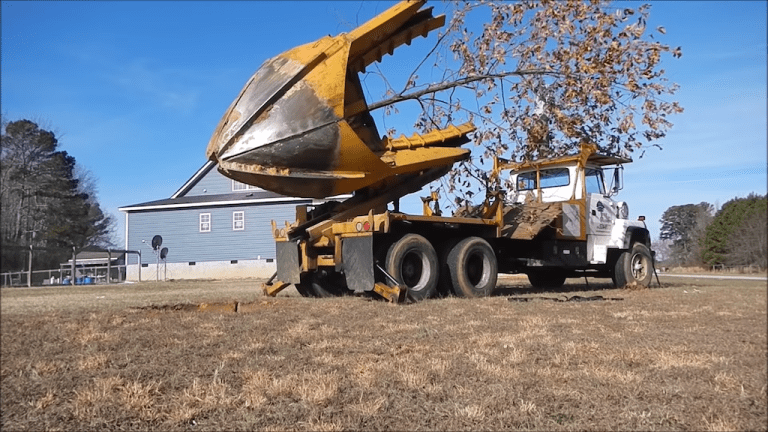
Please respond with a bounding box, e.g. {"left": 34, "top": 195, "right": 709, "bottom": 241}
{"left": 204, "top": 0, "right": 655, "bottom": 302}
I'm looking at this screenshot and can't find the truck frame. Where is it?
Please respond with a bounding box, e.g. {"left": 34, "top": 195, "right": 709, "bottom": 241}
{"left": 264, "top": 142, "right": 655, "bottom": 302}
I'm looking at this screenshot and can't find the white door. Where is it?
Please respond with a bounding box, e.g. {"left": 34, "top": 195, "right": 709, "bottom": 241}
{"left": 587, "top": 193, "right": 616, "bottom": 236}
{"left": 587, "top": 193, "right": 616, "bottom": 263}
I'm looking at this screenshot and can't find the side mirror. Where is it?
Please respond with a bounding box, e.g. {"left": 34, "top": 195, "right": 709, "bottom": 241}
{"left": 609, "top": 166, "right": 624, "bottom": 196}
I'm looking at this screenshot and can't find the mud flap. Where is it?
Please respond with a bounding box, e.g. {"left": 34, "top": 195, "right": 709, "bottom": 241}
{"left": 276, "top": 241, "right": 301, "bottom": 284}
{"left": 341, "top": 236, "right": 375, "bottom": 293}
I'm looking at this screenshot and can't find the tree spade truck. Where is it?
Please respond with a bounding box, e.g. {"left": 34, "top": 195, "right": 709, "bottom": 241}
{"left": 205, "top": 0, "right": 654, "bottom": 301}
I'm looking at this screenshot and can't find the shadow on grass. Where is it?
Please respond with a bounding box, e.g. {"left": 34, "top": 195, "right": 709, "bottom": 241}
{"left": 494, "top": 282, "right": 619, "bottom": 298}
{"left": 494, "top": 278, "right": 683, "bottom": 298}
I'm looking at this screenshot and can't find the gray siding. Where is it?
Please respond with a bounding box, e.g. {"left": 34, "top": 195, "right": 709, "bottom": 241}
{"left": 186, "top": 168, "right": 262, "bottom": 197}
{"left": 126, "top": 202, "right": 303, "bottom": 265}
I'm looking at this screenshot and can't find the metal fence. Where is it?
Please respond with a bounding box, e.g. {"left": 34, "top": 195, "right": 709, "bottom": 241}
{"left": 709, "top": 264, "right": 766, "bottom": 274}
{"left": 1, "top": 265, "right": 127, "bottom": 288}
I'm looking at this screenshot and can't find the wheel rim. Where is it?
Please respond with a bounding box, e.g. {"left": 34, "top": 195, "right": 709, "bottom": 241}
{"left": 466, "top": 251, "right": 490, "bottom": 288}
{"left": 401, "top": 250, "right": 428, "bottom": 291}
{"left": 630, "top": 253, "right": 648, "bottom": 281}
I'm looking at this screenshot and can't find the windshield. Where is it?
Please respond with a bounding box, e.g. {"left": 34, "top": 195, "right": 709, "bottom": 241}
{"left": 516, "top": 168, "right": 570, "bottom": 191}
{"left": 585, "top": 168, "right": 605, "bottom": 195}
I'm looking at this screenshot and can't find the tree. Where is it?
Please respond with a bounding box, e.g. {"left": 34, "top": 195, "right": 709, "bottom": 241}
{"left": 0, "top": 119, "right": 115, "bottom": 271}
{"left": 73, "top": 164, "right": 117, "bottom": 247}
{"left": 658, "top": 202, "right": 713, "bottom": 266}
{"left": 726, "top": 204, "right": 767, "bottom": 268}
{"left": 369, "top": 0, "right": 683, "bottom": 206}
{"left": 1, "top": 119, "right": 58, "bottom": 245}
{"left": 652, "top": 237, "right": 674, "bottom": 266}
{"left": 702, "top": 194, "right": 767, "bottom": 268}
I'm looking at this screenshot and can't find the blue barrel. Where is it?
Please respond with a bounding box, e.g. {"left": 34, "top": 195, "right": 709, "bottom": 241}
{"left": 62, "top": 277, "right": 71, "bottom": 285}
{"left": 84, "top": 276, "right": 93, "bottom": 285}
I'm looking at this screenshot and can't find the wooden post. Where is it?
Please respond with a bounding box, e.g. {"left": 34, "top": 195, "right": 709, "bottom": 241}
{"left": 138, "top": 250, "right": 142, "bottom": 282}
{"left": 71, "top": 247, "right": 76, "bottom": 284}
{"left": 27, "top": 246, "right": 33, "bottom": 287}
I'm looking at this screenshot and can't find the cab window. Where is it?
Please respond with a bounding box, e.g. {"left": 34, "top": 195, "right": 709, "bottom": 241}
{"left": 585, "top": 168, "right": 606, "bottom": 195}
{"left": 517, "top": 168, "right": 570, "bottom": 190}
{"left": 517, "top": 172, "right": 536, "bottom": 190}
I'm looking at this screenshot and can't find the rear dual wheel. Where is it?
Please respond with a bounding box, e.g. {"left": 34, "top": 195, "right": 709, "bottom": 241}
{"left": 443, "top": 237, "right": 497, "bottom": 298}
{"left": 385, "top": 234, "right": 498, "bottom": 300}
{"left": 385, "top": 234, "right": 439, "bottom": 301}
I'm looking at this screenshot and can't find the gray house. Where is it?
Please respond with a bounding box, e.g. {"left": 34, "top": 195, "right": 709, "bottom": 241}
{"left": 118, "top": 161, "right": 311, "bottom": 281}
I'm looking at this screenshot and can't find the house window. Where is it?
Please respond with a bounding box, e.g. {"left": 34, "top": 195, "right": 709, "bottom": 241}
{"left": 233, "top": 211, "right": 244, "bottom": 230}
{"left": 199, "top": 213, "right": 211, "bottom": 232}
{"left": 232, "top": 180, "right": 259, "bottom": 191}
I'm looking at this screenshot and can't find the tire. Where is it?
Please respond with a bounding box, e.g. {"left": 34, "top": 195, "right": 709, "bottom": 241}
{"left": 613, "top": 243, "right": 654, "bottom": 288}
{"left": 611, "top": 252, "right": 627, "bottom": 287}
{"left": 386, "top": 234, "right": 439, "bottom": 301}
{"left": 436, "top": 239, "right": 460, "bottom": 297}
{"left": 527, "top": 271, "right": 566, "bottom": 289}
{"left": 445, "top": 237, "right": 498, "bottom": 298}
{"left": 301, "top": 271, "right": 347, "bottom": 298}
{"left": 294, "top": 279, "right": 316, "bottom": 297}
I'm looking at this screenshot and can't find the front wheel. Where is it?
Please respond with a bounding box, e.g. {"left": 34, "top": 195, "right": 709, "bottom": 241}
{"left": 613, "top": 243, "right": 654, "bottom": 288}
{"left": 444, "top": 237, "right": 498, "bottom": 298}
{"left": 386, "top": 234, "right": 439, "bottom": 301}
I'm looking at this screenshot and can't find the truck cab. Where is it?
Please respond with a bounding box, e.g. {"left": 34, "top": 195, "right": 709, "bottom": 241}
{"left": 500, "top": 143, "right": 653, "bottom": 287}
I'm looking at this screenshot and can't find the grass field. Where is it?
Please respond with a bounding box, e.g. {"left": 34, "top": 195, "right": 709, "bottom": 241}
{"left": 2, "top": 276, "right": 766, "bottom": 431}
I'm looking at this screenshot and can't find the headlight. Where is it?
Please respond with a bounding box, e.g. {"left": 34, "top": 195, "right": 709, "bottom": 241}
{"left": 617, "top": 202, "right": 629, "bottom": 219}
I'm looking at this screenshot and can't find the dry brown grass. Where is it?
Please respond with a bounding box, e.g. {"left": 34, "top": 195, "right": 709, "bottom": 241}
{"left": 2, "top": 276, "right": 766, "bottom": 431}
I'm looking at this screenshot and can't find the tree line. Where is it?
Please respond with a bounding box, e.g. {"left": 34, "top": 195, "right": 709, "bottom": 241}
{"left": 658, "top": 194, "right": 767, "bottom": 268}
{"left": 1, "top": 119, "right": 114, "bottom": 272}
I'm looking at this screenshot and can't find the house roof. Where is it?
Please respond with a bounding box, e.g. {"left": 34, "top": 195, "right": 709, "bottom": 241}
{"left": 119, "top": 191, "right": 311, "bottom": 212}
{"left": 119, "top": 160, "right": 318, "bottom": 212}
{"left": 171, "top": 160, "right": 216, "bottom": 199}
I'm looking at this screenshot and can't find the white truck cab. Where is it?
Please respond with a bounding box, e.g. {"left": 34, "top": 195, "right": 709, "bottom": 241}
{"left": 501, "top": 144, "right": 654, "bottom": 287}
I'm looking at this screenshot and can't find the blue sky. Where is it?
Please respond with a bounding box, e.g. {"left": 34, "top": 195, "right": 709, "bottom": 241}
{"left": 2, "top": 1, "right": 766, "bottom": 247}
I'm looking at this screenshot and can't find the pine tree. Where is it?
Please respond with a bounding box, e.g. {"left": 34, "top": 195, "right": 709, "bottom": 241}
{"left": 658, "top": 202, "right": 713, "bottom": 266}
{"left": 702, "top": 194, "right": 767, "bottom": 267}
{"left": 1, "top": 119, "right": 114, "bottom": 271}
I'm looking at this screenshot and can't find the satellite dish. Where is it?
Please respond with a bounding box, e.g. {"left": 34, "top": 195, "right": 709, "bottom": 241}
{"left": 151, "top": 235, "right": 163, "bottom": 250}
{"left": 160, "top": 247, "right": 168, "bottom": 260}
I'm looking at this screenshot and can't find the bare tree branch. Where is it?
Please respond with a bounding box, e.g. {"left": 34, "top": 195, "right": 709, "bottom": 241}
{"left": 368, "top": 69, "right": 558, "bottom": 112}
{"left": 367, "top": 1, "right": 683, "bottom": 203}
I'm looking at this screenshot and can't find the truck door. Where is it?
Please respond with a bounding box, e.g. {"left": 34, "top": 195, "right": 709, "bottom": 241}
{"left": 587, "top": 194, "right": 615, "bottom": 236}
{"left": 585, "top": 168, "right": 615, "bottom": 263}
